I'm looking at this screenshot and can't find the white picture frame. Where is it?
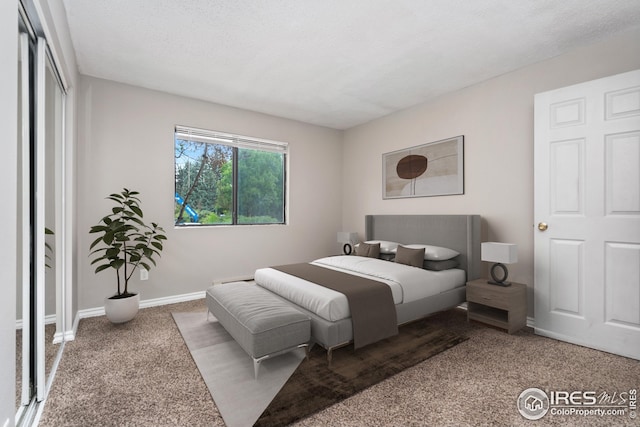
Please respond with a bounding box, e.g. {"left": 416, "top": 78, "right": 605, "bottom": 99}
{"left": 383, "top": 136, "right": 464, "bottom": 199}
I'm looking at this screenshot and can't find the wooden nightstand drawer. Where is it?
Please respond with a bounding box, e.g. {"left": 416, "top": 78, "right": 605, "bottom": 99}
{"left": 466, "top": 279, "right": 527, "bottom": 334}
{"left": 466, "top": 283, "right": 511, "bottom": 310}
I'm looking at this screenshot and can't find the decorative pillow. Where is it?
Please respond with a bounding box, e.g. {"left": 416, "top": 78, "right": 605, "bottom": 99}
{"left": 404, "top": 244, "right": 459, "bottom": 261}
{"left": 355, "top": 242, "right": 380, "bottom": 258}
{"left": 423, "top": 259, "right": 460, "bottom": 271}
{"left": 364, "top": 240, "right": 399, "bottom": 254}
{"left": 394, "top": 245, "right": 425, "bottom": 268}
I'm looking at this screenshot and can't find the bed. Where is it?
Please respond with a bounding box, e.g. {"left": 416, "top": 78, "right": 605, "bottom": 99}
{"left": 254, "top": 214, "right": 481, "bottom": 359}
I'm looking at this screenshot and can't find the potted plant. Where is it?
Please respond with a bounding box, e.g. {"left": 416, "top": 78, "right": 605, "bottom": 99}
{"left": 89, "top": 188, "right": 167, "bottom": 323}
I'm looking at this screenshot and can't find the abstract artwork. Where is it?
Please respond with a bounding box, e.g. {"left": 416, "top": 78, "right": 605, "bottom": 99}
{"left": 383, "top": 136, "right": 464, "bottom": 199}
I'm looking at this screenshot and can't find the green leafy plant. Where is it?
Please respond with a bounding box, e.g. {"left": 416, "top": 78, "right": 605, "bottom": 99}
{"left": 89, "top": 188, "right": 167, "bottom": 298}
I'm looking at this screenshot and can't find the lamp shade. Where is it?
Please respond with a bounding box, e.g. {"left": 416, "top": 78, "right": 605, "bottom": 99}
{"left": 481, "top": 242, "right": 518, "bottom": 264}
{"left": 337, "top": 232, "right": 358, "bottom": 244}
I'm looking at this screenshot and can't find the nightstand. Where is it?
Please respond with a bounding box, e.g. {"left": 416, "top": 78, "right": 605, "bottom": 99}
{"left": 466, "top": 279, "right": 526, "bottom": 334}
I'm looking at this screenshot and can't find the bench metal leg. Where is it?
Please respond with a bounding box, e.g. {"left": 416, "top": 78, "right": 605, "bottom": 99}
{"left": 302, "top": 343, "right": 310, "bottom": 360}
{"left": 325, "top": 341, "right": 351, "bottom": 366}
{"left": 252, "top": 343, "right": 310, "bottom": 379}
{"left": 253, "top": 357, "right": 263, "bottom": 379}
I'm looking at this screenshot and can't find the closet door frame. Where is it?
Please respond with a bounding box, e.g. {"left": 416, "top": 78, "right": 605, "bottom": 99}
{"left": 18, "top": 28, "right": 32, "bottom": 409}
{"left": 16, "top": 2, "right": 69, "bottom": 419}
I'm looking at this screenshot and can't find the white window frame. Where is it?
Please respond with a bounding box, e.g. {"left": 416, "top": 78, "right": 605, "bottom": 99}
{"left": 174, "top": 125, "right": 289, "bottom": 226}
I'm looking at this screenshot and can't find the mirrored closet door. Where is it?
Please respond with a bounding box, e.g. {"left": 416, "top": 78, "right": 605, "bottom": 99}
{"left": 16, "top": 2, "right": 67, "bottom": 423}
{"left": 39, "top": 32, "right": 66, "bottom": 399}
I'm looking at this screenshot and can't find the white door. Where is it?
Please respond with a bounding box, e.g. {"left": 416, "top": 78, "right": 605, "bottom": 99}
{"left": 534, "top": 69, "right": 640, "bottom": 360}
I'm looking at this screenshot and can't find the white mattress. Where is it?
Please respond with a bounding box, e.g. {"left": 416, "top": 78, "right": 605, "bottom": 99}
{"left": 254, "top": 255, "right": 465, "bottom": 322}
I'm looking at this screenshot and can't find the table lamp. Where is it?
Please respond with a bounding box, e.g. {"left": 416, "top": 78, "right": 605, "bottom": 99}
{"left": 337, "top": 232, "right": 358, "bottom": 255}
{"left": 481, "top": 242, "right": 518, "bottom": 286}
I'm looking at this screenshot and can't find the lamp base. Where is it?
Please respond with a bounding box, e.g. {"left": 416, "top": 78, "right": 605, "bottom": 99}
{"left": 343, "top": 243, "right": 353, "bottom": 255}
{"left": 488, "top": 263, "right": 511, "bottom": 286}
{"left": 487, "top": 280, "right": 512, "bottom": 287}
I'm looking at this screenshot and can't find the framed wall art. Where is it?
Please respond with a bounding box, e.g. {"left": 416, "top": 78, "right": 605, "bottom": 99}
{"left": 383, "top": 135, "right": 464, "bottom": 199}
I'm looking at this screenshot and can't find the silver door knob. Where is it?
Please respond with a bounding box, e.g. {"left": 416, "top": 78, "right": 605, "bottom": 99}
{"left": 538, "top": 222, "right": 548, "bottom": 231}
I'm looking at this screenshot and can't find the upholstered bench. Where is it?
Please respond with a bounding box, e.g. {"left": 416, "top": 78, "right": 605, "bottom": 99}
{"left": 206, "top": 282, "right": 310, "bottom": 378}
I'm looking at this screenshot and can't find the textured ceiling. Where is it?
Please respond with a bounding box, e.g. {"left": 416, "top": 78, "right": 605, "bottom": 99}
{"left": 62, "top": 0, "right": 640, "bottom": 129}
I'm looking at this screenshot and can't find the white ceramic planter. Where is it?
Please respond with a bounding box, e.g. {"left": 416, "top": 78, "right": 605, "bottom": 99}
{"left": 104, "top": 293, "right": 140, "bottom": 323}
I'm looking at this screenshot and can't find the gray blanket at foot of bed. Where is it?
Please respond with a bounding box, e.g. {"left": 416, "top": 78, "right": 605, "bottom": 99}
{"left": 271, "top": 263, "right": 398, "bottom": 349}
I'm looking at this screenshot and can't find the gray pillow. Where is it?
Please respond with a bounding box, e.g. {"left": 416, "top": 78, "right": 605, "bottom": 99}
{"left": 423, "top": 259, "right": 459, "bottom": 271}
{"left": 395, "top": 245, "right": 425, "bottom": 268}
{"left": 355, "top": 242, "right": 380, "bottom": 258}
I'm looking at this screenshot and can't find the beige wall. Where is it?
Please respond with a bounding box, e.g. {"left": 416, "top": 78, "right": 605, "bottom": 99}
{"left": 342, "top": 26, "right": 640, "bottom": 316}
{"left": 77, "top": 76, "right": 343, "bottom": 310}
{"left": 75, "top": 26, "right": 640, "bottom": 315}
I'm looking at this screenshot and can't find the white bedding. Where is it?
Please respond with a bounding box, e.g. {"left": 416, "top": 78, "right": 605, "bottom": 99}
{"left": 253, "top": 255, "right": 465, "bottom": 322}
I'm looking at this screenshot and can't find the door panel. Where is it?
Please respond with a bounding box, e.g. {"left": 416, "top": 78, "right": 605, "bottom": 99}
{"left": 606, "top": 132, "right": 640, "bottom": 214}
{"left": 550, "top": 139, "right": 584, "bottom": 214}
{"left": 535, "top": 69, "right": 640, "bottom": 360}
{"left": 605, "top": 243, "right": 640, "bottom": 327}
{"left": 605, "top": 86, "right": 640, "bottom": 120}
{"left": 549, "top": 239, "right": 583, "bottom": 317}
{"left": 550, "top": 98, "right": 585, "bottom": 128}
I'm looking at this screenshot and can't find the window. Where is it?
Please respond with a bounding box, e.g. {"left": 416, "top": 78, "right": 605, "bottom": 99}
{"left": 174, "top": 126, "right": 287, "bottom": 226}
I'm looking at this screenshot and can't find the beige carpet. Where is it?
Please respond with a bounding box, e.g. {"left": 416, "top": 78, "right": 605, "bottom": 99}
{"left": 39, "top": 299, "right": 640, "bottom": 426}
{"left": 39, "top": 299, "right": 222, "bottom": 427}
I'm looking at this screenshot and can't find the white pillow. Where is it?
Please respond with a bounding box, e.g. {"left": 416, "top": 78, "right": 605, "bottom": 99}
{"left": 364, "top": 240, "right": 400, "bottom": 254}
{"left": 403, "top": 244, "right": 459, "bottom": 261}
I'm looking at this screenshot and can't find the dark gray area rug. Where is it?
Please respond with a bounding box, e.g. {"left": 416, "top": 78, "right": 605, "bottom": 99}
{"left": 256, "top": 318, "right": 467, "bottom": 426}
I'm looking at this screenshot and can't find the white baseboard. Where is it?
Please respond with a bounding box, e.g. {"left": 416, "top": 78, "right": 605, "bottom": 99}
{"left": 64, "top": 290, "right": 206, "bottom": 341}
{"left": 52, "top": 331, "right": 64, "bottom": 344}
{"left": 527, "top": 316, "right": 535, "bottom": 328}
{"left": 64, "top": 314, "right": 81, "bottom": 342}
{"left": 77, "top": 290, "right": 207, "bottom": 320}
{"left": 77, "top": 305, "right": 106, "bottom": 319}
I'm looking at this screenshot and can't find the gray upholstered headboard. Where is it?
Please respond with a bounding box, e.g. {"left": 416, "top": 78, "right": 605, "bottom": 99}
{"left": 365, "top": 215, "right": 481, "bottom": 281}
